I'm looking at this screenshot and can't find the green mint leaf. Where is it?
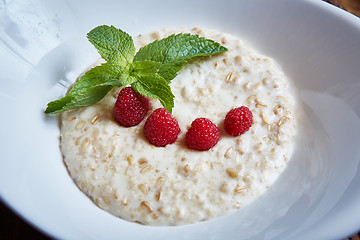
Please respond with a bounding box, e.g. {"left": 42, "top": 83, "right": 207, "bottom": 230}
{"left": 131, "top": 73, "right": 174, "bottom": 113}
{"left": 130, "top": 60, "right": 175, "bottom": 112}
{"left": 130, "top": 81, "right": 158, "bottom": 99}
{"left": 45, "top": 63, "right": 123, "bottom": 114}
{"left": 45, "top": 85, "right": 114, "bottom": 114}
{"left": 69, "top": 63, "right": 124, "bottom": 93}
{"left": 87, "top": 25, "right": 135, "bottom": 66}
{"left": 133, "top": 33, "right": 228, "bottom": 81}
{"left": 131, "top": 60, "right": 161, "bottom": 76}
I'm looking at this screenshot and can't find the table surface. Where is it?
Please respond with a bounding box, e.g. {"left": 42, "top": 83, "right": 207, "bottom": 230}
{"left": 1, "top": 1, "right": 360, "bottom": 239}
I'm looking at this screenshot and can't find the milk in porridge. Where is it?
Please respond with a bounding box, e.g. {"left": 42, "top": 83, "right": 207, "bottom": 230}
{"left": 60, "top": 27, "right": 297, "bottom": 225}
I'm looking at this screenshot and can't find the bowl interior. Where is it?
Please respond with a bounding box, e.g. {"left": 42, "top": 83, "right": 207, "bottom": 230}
{"left": 0, "top": 0, "right": 360, "bottom": 239}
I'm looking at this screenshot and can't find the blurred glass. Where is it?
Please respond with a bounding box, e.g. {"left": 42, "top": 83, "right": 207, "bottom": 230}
{"left": 0, "top": 0, "right": 76, "bottom": 66}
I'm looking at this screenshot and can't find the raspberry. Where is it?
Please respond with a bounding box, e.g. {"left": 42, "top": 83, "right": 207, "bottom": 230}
{"left": 224, "top": 106, "right": 253, "bottom": 136}
{"left": 144, "top": 108, "right": 181, "bottom": 147}
{"left": 185, "top": 118, "right": 220, "bottom": 151}
{"left": 114, "top": 87, "right": 150, "bottom": 127}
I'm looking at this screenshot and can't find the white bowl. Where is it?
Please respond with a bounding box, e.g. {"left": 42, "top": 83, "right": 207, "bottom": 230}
{"left": 0, "top": 0, "right": 359, "bottom": 239}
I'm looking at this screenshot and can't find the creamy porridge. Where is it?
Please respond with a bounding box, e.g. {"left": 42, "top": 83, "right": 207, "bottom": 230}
{"left": 60, "top": 27, "right": 297, "bottom": 225}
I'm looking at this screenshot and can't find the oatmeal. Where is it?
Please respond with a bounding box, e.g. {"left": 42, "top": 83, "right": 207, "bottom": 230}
{"left": 60, "top": 27, "right": 297, "bottom": 225}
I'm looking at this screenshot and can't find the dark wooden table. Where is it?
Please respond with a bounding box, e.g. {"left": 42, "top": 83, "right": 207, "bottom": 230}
{"left": 0, "top": 201, "right": 50, "bottom": 239}
{"left": 1, "top": 1, "right": 360, "bottom": 239}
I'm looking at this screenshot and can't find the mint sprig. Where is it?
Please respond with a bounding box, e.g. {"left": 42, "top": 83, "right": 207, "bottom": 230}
{"left": 87, "top": 25, "right": 135, "bottom": 66}
{"left": 45, "top": 25, "right": 227, "bottom": 114}
{"left": 134, "top": 33, "right": 228, "bottom": 81}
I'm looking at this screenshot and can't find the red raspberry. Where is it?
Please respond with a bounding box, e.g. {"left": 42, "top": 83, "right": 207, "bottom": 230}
{"left": 224, "top": 106, "right": 253, "bottom": 136}
{"left": 144, "top": 108, "right": 181, "bottom": 147}
{"left": 185, "top": 118, "right": 220, "bottom": 151}
{"left": 114, "top": 87, "right": 150, "bottom": 127}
